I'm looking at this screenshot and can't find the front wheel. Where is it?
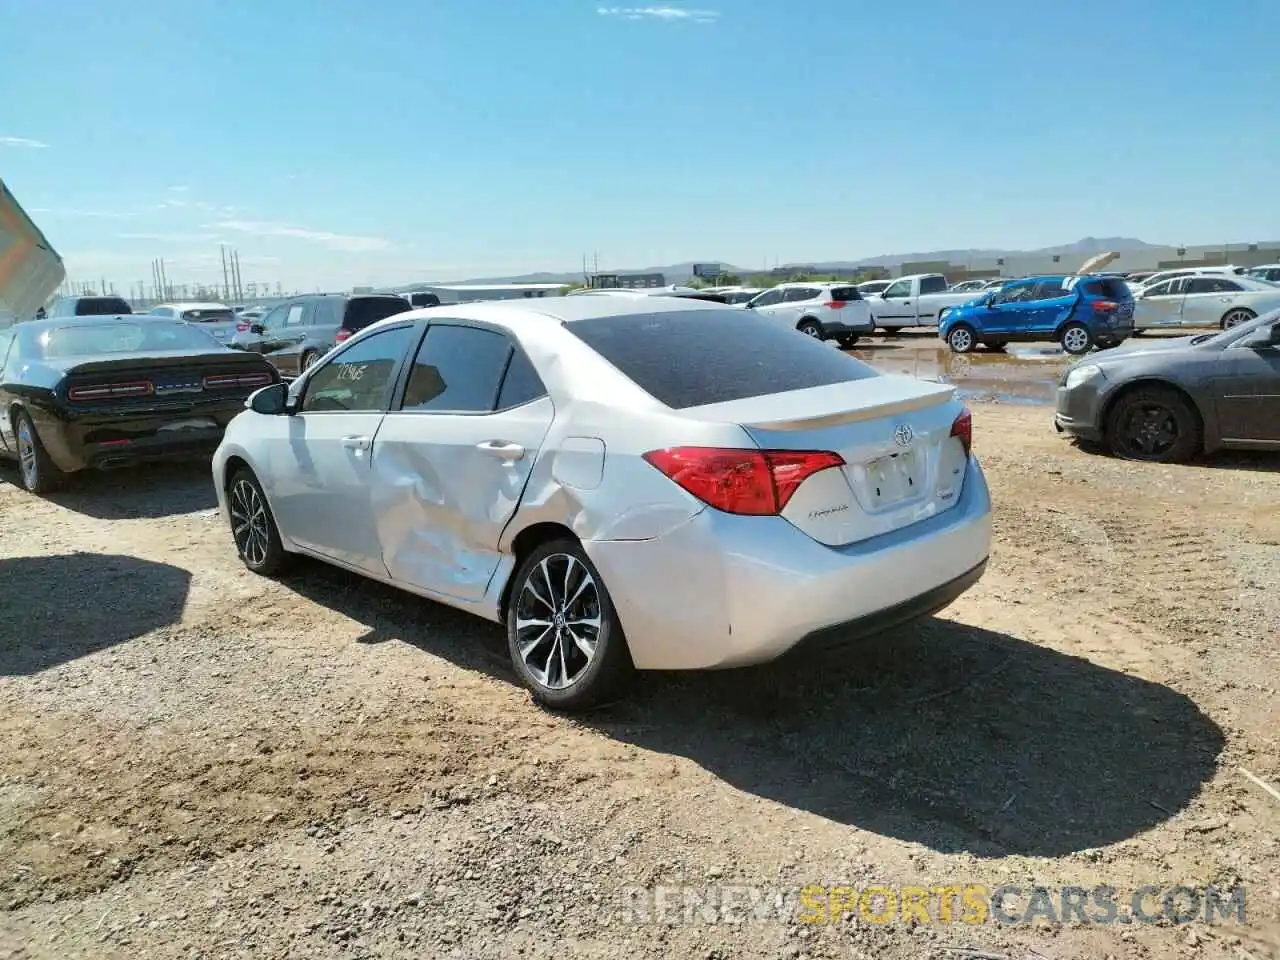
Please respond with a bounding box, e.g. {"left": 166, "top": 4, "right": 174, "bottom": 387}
{"left": 1105, "top": 386, "right": 1202, "bottom": 463}
{"left": 507, "top": 540, "right": 633, "bottom": 711}
{"left": 946, "top": 324, "right": 977, "bottom": 354}
{"left": 836, "top": 334, "right": 860, "bottom": 349}
{"left": 797, "top": 319, "right": 824, "bottom": 339}
{"left": 1060, "top": 322, "right": 1093, "bottom": 355}
{"left": 13, "top": 410, "right": 66, "bottom": 494}
{"left": 228, "top": 468, "right": 291, "bottom": 576}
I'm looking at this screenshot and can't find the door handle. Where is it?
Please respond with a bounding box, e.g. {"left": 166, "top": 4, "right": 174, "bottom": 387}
{"left": 477, "top": 440, "right": 525, "bottom": 461}
{"left": 342, "top": 435, "right": 371, "bottom": 450}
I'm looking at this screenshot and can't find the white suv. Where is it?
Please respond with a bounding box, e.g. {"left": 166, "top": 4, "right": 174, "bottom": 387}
{"left": 743, "top": 282, "right": 874, "bottom": 347}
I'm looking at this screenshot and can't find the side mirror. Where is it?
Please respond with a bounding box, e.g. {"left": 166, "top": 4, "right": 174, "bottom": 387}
{"left": 248, "top": 381, "right": 290, "bottom": 415}
{"left": 744, "top": 301, "right": 756, "bottom": 309}
{"left": 1245, "top": 323, "right": 1280, "bottom": 348}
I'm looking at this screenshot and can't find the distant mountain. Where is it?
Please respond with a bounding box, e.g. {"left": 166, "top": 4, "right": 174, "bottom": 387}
{"left": 396, "top": 238, "right": 1164, "bottom": 287}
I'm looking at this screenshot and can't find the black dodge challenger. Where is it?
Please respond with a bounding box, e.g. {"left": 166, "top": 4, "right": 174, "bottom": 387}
{"left": 0, "top": 314, "right": 280, "bottom": 493}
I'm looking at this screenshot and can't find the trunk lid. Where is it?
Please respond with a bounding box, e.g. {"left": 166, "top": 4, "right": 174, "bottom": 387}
{"left": 678, "top": 375, "right": 970, "bottom": 546}
{"left": 60, "top": 350, "right": 276, "bottom": 407}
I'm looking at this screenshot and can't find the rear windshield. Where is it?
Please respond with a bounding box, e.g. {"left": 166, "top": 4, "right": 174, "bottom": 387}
{"left": 1082, "top": 278, "right": 1133, "bottom": 299}
{"left": 75, "top": 297, "right": 133, "bottom": 316}
{"left": 344, "top": 296, "right": 411, "bottom": 331}
{"left": 181, "top": 308, "right": 235, "bottom": 322}
{"left": 38, "top": 321, "right": 220, "bottom": 358}
{"left": 567, "top": 309, "right": 880, "bottom": 410}
{"left": 828, "top": 286, "right": 862, "bottom": 301}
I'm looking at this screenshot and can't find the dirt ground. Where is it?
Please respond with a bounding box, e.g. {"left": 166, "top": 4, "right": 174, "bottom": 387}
{"left": 1, "top": 398, "right": 1277, "bottom": 960}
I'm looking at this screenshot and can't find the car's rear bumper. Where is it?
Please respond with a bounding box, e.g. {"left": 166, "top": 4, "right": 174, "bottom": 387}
{"left": 36, "top": 405, "right": 245, "bottom": 473}
{"left": 585, "top": 457, "right": 993, "bottom": 670}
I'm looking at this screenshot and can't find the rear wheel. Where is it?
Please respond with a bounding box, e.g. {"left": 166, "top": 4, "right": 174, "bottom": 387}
{"left": 1105, "top": 386, "right": 1202, "bottom": 463}
{"left": 13, "top": 410, "right": 66, "bottom": 494}
{"left": 300, "top": 350, "right": 319, "bottom": 372}
{"left": 1060, "top": 322, "right": 1093, "bottom": 355}
{"left": 836, "top": 334, "right": 860, "bottom": 349}
{"left": 1221, "top": 308, "right": 1255, "bottom": 330}
{"left": 228, "top": 468, "right": 290, "bottom": 576}
{"left": 797, "top": 319, "right": 824, "bottom": 339}
{"left": 507, "top": 540, "right": 632, "bottom": 711}
{"left": 946, "top": 324, "right": 977, "bottom": 354}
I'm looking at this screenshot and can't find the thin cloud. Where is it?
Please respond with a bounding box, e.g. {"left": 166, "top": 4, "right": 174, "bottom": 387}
{"left": 214, "top": 219, "right": 392, "bottom": 253}
{"left": 118, "top": 232, "right": 222, "bottom": 244}
{"left": 596, "top": 5, "right": 719, "bottom": 21}
{"left": 0, "top": 136, "right": 48, "bottom": 148}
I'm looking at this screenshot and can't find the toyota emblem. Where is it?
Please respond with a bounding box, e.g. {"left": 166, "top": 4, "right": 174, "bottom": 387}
{"left": 893, "top": 424, "right": 913, "bottom": 446}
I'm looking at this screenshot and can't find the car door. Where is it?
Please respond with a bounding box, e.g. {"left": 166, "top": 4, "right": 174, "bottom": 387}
{"left": 267, "top": 300, "right": 316, "bottom": 375}
{"left": 1215, "top": 323, "right": 1280, "bottom": 443}
{"left": 241, "top": 302, "right": 289, "bottom": 353}
{"left": 0, "top": 329, "right": 16, "bottom": 455}
{"left": 370, "top": 322, "right": 555, "bottom": 602}
{"left": 1180, "top": 276, "right": 1243, "bottom": 328}
{"left": 876, "top": 278, "right": 917, "bottom": 324}
{"left": 776, "top": 286, "right": 822, "bottom": 326}
{"left": 1133, "top": 278, "right": 1187, "bottom": 329}
{"left": 743, "top": 287, "right": 786, "bottom": 322}
{"left": 267, "top": 322, "right": 420, "bottom": 574}
{"left": 982, "top": 279, "right": 1037, "bottom": 336}
{"left": 1024, "top": 278, "right": 1078, "bottom": 336}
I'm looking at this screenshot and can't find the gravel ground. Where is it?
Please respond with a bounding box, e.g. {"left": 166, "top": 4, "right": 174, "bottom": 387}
{"left": 1, "top": 402, "right": 1278, "bottom": 960}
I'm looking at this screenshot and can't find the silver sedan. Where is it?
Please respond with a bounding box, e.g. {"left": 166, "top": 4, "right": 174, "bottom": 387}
{"left": 213, "top": 296, "right": 992, "bottom": 710}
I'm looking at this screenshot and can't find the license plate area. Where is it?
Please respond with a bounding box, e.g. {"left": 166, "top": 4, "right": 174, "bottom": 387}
{"left": 861, "top": 449, "right": 922, "bottom": 510}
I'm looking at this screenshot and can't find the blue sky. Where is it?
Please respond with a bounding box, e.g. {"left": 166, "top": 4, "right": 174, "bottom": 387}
{"left": 2, "top": 0, "right": 1277, "bottom": 291}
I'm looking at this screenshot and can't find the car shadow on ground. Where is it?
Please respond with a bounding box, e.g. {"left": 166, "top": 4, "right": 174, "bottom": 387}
{"left": 276, "top": 561, "right": 1223, "bottom": 859}
{"left": 0, "top": 553, "right": 191, "bottom": 675}
{"left": 0, "top": 459, "right": 219, "bottom": 519}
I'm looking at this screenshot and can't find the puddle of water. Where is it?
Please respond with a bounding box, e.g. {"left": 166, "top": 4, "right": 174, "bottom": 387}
{"left": 851, "top": 344, "right": 1070, "bottom": 406}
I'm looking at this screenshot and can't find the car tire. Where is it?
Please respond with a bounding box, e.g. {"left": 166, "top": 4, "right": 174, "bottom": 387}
{"left": 1060, "top": 322, "right": 1093, "bottom": 355}
{"left": 227, "top": 468, "right": 291, "bottom": 577}
{"left": 12, "top": 409, "right": 67, "bottom": 494}
{"left": 946, "top": 324, "right": 977, "bottom": 354}
{"left": 300, "top": 350, "right": 319, "bottom": 373}
{"left": 1104, "top": 385, "right": 1202, "bottom": 464}
{"left": 836, "top": 334, "right": 860, "bottom": 349}
{"left": 506, "top": 539, "right": 633, "bottom": 712}
{"left": 1220, "top": 308, "right": 1255, "bottom": 330}
{"left": 797, "top": 319, "right": 824, "bottom": 340}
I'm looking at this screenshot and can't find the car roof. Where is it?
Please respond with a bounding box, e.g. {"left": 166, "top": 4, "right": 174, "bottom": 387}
{"left": 383, "top": 293, "right": 724, "bottom": 332}
{"left": 155, "top": 301, "right": 231, "bottom": 310}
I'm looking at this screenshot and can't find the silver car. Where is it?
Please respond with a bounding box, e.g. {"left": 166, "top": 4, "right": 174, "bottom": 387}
{"left": 1131, "top": 275, "right": 1280, "bottom": 331}
{"left": 149, "top": 301, "right": 241, "bottom": 344}
{"left": 212, "top": 296, "right": 992, "bottom": 710}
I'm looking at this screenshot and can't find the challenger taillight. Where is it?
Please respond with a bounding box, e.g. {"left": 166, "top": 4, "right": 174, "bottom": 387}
{"left": 68, "top": 380, "right": 154, "bottom": 401}
{"left": 202, "top": 372, "right": 274, "bottom": 390}
{"left": 334, "top": 327, "right": 354, "bottom": 343}
{"left": 642, "top": 447, "right": 845, "bottom": 515}
{"left": 951, "top": 408, "right": 973, "bottom": 457}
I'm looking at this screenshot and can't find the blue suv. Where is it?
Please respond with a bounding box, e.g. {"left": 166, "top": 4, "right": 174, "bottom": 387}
{"left": 938, "top": 275, "right": 1135, "bottom": 355}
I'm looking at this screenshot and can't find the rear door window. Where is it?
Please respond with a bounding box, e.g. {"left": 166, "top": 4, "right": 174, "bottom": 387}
{"left": 311, "top": 298, "right": 343, "bottom": 327}
{"left": 75, "top": 297, "right": 132, "bottom": 315}
{"left": 1187, "top": 276, "right": 1241, "bottom": 293}
{"left": 567, "top": 309, "right": 879, "bottom": 410}
{"left": 919, "top": 275, "right": 949, "bottom": 295}
{"left": 344, "top": 296, "right": 412, "bottom": 332}
{"left": 1031, "top": 279, "right": 1070, "bottom": 300}
{"left": 828, "top": 286, "right": 861, "bottom": 301}
{"left": 746, "top": 288, "right": 784, "bottom": 308}
{"left": 782, "top": 287, "right": 821, "bottom": 303}
{"left": 400, "top": 324, "right": 512, "bottom": 413}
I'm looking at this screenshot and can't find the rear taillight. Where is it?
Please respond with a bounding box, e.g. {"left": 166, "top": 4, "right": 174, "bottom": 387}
{"left": 950, "top": 408, "right": 973, "bottom": 457}
{"left": 334, "top": 328, "right": 353, "bottom": 343}
{"left": 236, "top": 322, "right": 249, "bottom": 332}
{"left": 642, "top": 447, "right": 845, "bottom": 516}
{"left": 825, "top": 300, "right": 847, "bottom": 309}
{"left": 1093, "top": 300, "right": 1118, "bottom": 312}
{"left": 203, "top": 372, "right": 274, "bottom": 390}
{"left": 68, "top": 380, "right": 154, "bottom": 401}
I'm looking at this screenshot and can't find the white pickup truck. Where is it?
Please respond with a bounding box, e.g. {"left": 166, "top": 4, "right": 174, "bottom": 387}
{"left": 866, "top": 273, "right": 983, "bottom": 333}
{"left": 0, "top": 178, "right": 65, "bottom": 325}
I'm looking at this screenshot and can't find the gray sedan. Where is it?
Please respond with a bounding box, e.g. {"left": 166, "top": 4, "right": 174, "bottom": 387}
{"left": 1054, "top": 309, "right": 1280, "bottom": 462}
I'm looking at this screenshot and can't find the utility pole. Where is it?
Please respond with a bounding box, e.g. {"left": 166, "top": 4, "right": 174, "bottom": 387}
{"left": 220, "top": 245, "right": 230, "bottom": 300}
{"left": 159, "top": 259, "right": 169, "bottom": 300}
{"left": 232, "top": 249, "right": 243, "bottom": 302}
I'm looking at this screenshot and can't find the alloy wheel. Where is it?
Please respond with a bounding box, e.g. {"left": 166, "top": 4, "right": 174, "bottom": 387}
{"left": 230, "top": 478, "right": 271, "bottom": 567}
{"left": 1063, "top": 327, "right": 1090, "bottom": 353}
{"left": 1119, "top": 402, "right": 1178, "bottom": 458}
{"left": 1222, "top": 310, "right": 1252, "bottom": 329}
{"left": 16, "top": 419, "right": 37, "bottom": 489}
{"left": 949, "top": 327, "right": 974, "bottom": 352}
{"left": 515, "top": 553, "right": 602, "bottom": 690}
